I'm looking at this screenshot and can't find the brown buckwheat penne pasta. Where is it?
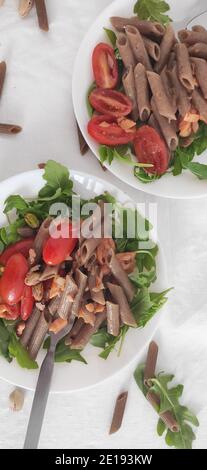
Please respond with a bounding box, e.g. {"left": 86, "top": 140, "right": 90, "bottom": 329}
{"left": 134, "top": 63, "right": 151, "bottom": 122}
{"left": 191, "top": 58, "right": 207, "bottom": 99}
{"left": 151, "top": 97, "right": 178, "bottom": 151}
{"left": 125, "top": 25, "right": 152, "bottom": 71}
{"left": 110, "top": 16, "right": 165, "bottom": 39}
{"left": 35, "top": 0, "right": 49, "bottom": 32}
{"left": 0, "top": 124, "right": 22, "bottom": 134}
{"left": 28, "top": 309, "right": 50, "bottom": 359}
{"left": 155, "top": 24, "right": 176, "bottom": 73}
{"left": 0, "top": 61, "right": 6, "bottom": 98}
{"left": 18, "top": 0, "right": 34, "bottom": 17}
{"left": 142, "top": 37, "right": 160, "bottom": 61}
{"left": 147, "top": 71, "right": 176, "bottom": 121}
{"left": 106, "top": 301, "right": 120, "bottom": 337}
{"left": 70, "top": 311, "right": 106, "bottom": 350}
{"left": 160, "top": 66, "right": 177, "bottom": 114}
{"left": 20, "top": 307, "right": 42, "bottom": 348}
{"left": 178, "top": 29, "right": 207, "bottom": 45}
{"left": 106, "top": 249, "right": 135, "bottom": 302}
{"left": 122, "top": 65, "right": 139, "bottom": 121}
{"left": 188, "top": 42, "right": 207, "bottom": 59}
{"left": 58, "top": 275, "right": 78, "bottom": 320}
{"left": 169, "top": 65, "right": 191, "bottom": 117}
{"left": 116, "top": 34, "right": 136, "bottom": 68}
{"left": 107, "top": 282, "right": 137, "bottom": 327}
{"left": 71, "top": 269, "right": 88, "bottom": 317}
{"left": 192, "top": 88, "right": 207, "bottom": 123}
{"left": 175, "top": 43, "right": 195, "bottom": 92}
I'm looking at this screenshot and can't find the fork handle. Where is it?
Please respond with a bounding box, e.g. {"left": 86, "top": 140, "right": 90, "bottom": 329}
{"left": 24, "top": 348, "right": 55, "bottom": 449}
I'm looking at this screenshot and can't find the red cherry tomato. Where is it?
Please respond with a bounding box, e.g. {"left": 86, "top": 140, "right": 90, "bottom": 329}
{"left": 43, "top": 221, "right": 78, "bottom": 266}
{"left": 0, "top": 303, "right": 20, "bottom": 320}
{"left": 92, "top": 43, "right": 118, "bottom": 89}
{"left": 21, "top": 286, "right": 34, "bottom": 321}
{"left": 88, "top": 114, "right": 136, "bottom": 146}
{"left": 0, "top": 238, "right": 34, "bottom": 266}
{"left": 89, "top": 89, "right": 132, "bottom": 117}
{"left": 0, "top": 253, "right": 29, "bottom": 306}
{"left": 134, "top": 125, "right": 170, "bottom": 175}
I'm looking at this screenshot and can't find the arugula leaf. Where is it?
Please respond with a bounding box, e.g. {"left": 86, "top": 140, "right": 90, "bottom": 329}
{"left": 86, "top": 82, "right": 96, "bottom": 118}
{"left": 99, "top": 325, "right": 129, "bottom": 359}
{"left": 9, "top": 334, "right": 38, "bottom": 369}
{"left": 4, "top": 195, "right": 28, "bottom": 214}
{"left": 39, "top": 160, "right": 73, "bottom": 198}
{"left": 104, "top": 27, "right": 117, "bottom": 48}
{"left": 134, "top": 364, "right": 199, "bottom": 449}
{"left": 43, "top": 337, "right": 87, "bottom": 364}
{"left": 131, "top": 288, "right": 172, "bottom": 327}
{"left": 0, "top": 320, "right": 12, "bottom": 362}
{"left": 134, "top": 0, "right": 171, "bottom": 25}
{"left": 187, "top": 162, "right": 207, "bottom": 180}
{"left": 90, "top": 327, "right": 112, "bottom": 349}
{"left": 134, "top": 166, "right": 161, "bottom": 183}
{"left": 99, "top": 144, "right": 133, "bottom": 166}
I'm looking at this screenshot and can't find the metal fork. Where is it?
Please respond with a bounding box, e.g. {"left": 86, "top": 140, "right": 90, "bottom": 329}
{"left": 173, "top": 0, "right": 207, "bottom": 30}
{"left": 24, "top": 316, "right": 75, "bottom": 449}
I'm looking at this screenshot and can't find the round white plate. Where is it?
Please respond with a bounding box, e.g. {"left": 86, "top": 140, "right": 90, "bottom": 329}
{"left": 0, "top": 169, "right": 168, "bottom": 392}
{"left": 72, "top": 0, "right": 207, "bottom": 199}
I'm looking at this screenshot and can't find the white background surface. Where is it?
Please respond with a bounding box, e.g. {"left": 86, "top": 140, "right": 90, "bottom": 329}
{"left": 0, "top": 0, "right": 207, "bottom": 449}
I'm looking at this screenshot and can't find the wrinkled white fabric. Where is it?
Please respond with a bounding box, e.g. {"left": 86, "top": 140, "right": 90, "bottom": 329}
{"left": 0, "top": 0, "right": 207, "bottom": 450}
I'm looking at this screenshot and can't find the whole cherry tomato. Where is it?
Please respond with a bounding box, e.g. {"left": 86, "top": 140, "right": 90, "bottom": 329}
{"left": 0, "top": 238, "right": 34, "bottom": 266}
{"left": 0, "top": 253, "right": 29, "bottom": 306}
{"left": 89, "top": 89, "right": 132, "bottom": 117}
{"left": 21, "top": 286, "right": 34, "bottom": 321}
{"left": 43, "top": 221, "right": 78, "bottom": 266}
{"left": 92, "top": 43, "right": 118, "bottom": 89}
{"left": 134, "top": 125, "right": 170, "bottom": 175}
{"left": 88, "top": 114, "right": 136, "bottom": 145}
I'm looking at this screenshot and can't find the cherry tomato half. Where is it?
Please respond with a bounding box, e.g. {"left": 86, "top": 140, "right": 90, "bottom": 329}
{"left": 0, "top": 253, "right": 29, "bottom": 306}
{"left": 43, "top": 221, "right": 78, "bottom": 266}
{"left": 21, "top": 286, "right": 34, "bottom": 321}
{"left": 0, "top": 238, "right": 34, "bottom": 266}
{"left": 0, "top": 303, "right": 20, "bottom": 320}
{"left": 92, "top": 43, "right": 118, "bottom": 89}
{"left": 134, "top": 125, "right": 170, "bottom": 175}
{"left": 88, "top": 114, "right": 136, "bottom": 146}
{"left": 89, "top": 89, "right": 132, "bottom": 117}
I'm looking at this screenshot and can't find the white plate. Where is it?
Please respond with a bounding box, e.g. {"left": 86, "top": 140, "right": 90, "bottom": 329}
{"left": 72, "top": 0, "right": 207, "bottom": 199}
{"left": 0, "top": 169, "right": 168, "bottom": 392}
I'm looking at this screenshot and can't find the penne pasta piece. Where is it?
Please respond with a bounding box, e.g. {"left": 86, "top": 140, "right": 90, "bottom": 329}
{"left": 0, "top": 0, "right": 4, "bottom": 6}
{"left": 106, "top": 249, "right": 135, "bottom": 302}
{"left": 169, "top": 65, "right": 191, "bottom": 118}
{"left": 70, "top": 311, "right": 106, "bottom": 350}
{"left": 116, "top": 34, "right": 136, "bottom": 68}
{"left": 192, "top": 88, "right": 207, "bottom": 123}
{"left": 0, "top": 61, "right": 6, "bottom": 98}
{"left": 28, "top": 309, "right": 50, "bottom": 359}
{"left": 192, "top": 25, "right": 207, "bottom": 33}
{"left": 142, "top": 37, "right": 160, "bottom": 61}
{"left": 18, "top": 0, "right": 34, "bottom": 17}
{"left": 146, "top": 391, "right": 180, "bottom": 433}
{"left": 175, "top": 43, "right": 195, "bottom": 92}
{"left": 134, "top": 63, "right": 151, "bottom": 122}
{"left": 191, "top": 58, "right": 207, "bottom": 99}
{"left": 88, "top": 269, "right": 106, "bottom": 305}
{"left": 151, "top": 97, "right": 178, "bottom": 151}
{"left": 0, "top": 124, "right": 22, "bottom": 134}
{"left": 35, "top": 0, "right": 49, "bottom": 32}
{"left": 58, "top": 274, "right": 78, "bottom": 320}
{"left": 110, "top": 17, "right": 165, "bottom": 39}
{"left": 48, "top": 295, "right": 61, "bottom": 316}
{"left": 107, "top": 282, "right": 137, "bottom": 327}
{"left": 148, "top": 113, "right": 162, "bottom": 135}
{"left": 188, "top": 42, "right": 207, "bottom": 59}
{"left": 71, "top": 269, "right": 88, "bottom": 317}
{"left": 39, "top": 264, "right": 59, "bottom": 281}
{"left": 147, "top": 71, "right": 176, "bottom": 121}
{"left": 167, "top": 51, "right": 176, "bottom": 70}
{"left": 109, "top": 391, "right": 128, "bottom": 434}
{"left": 65, "top": 318, "right": 85, "bottom": 346}
{"left": 123, "top": 66, "right": 139, "bottom": 122}
{"left": 144, "top": 341, "right": 159, "bottom": 387}
{"left": 125, "top": 25, "right": 152, "bottom": 71}
{"left": 81, "top": 200, "right": 105, "bottom": 241}
{"left": 20, "top": 307, "right": 42, "bottom": 348}
{"left": 106, "top": 301, "right": 120, "bottom": 337}
{"left": 80, "top": 238, "right": 102, "bottom": 266}
{"left": 154, "top": 24, "right": 176, "bottom": 73}
{"left": 32, "top": 217, "right": 52, "bottom": 265}
{"left": 178, "top": 29, "right": 207, "bottom": 45}
{"left": 160, "top": 66, "right": 177, "bottom": 115}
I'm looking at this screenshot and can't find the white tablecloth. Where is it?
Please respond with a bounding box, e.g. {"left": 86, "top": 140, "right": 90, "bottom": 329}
{"left": 0, "top": 0, "right": 207, "bottom": 449}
